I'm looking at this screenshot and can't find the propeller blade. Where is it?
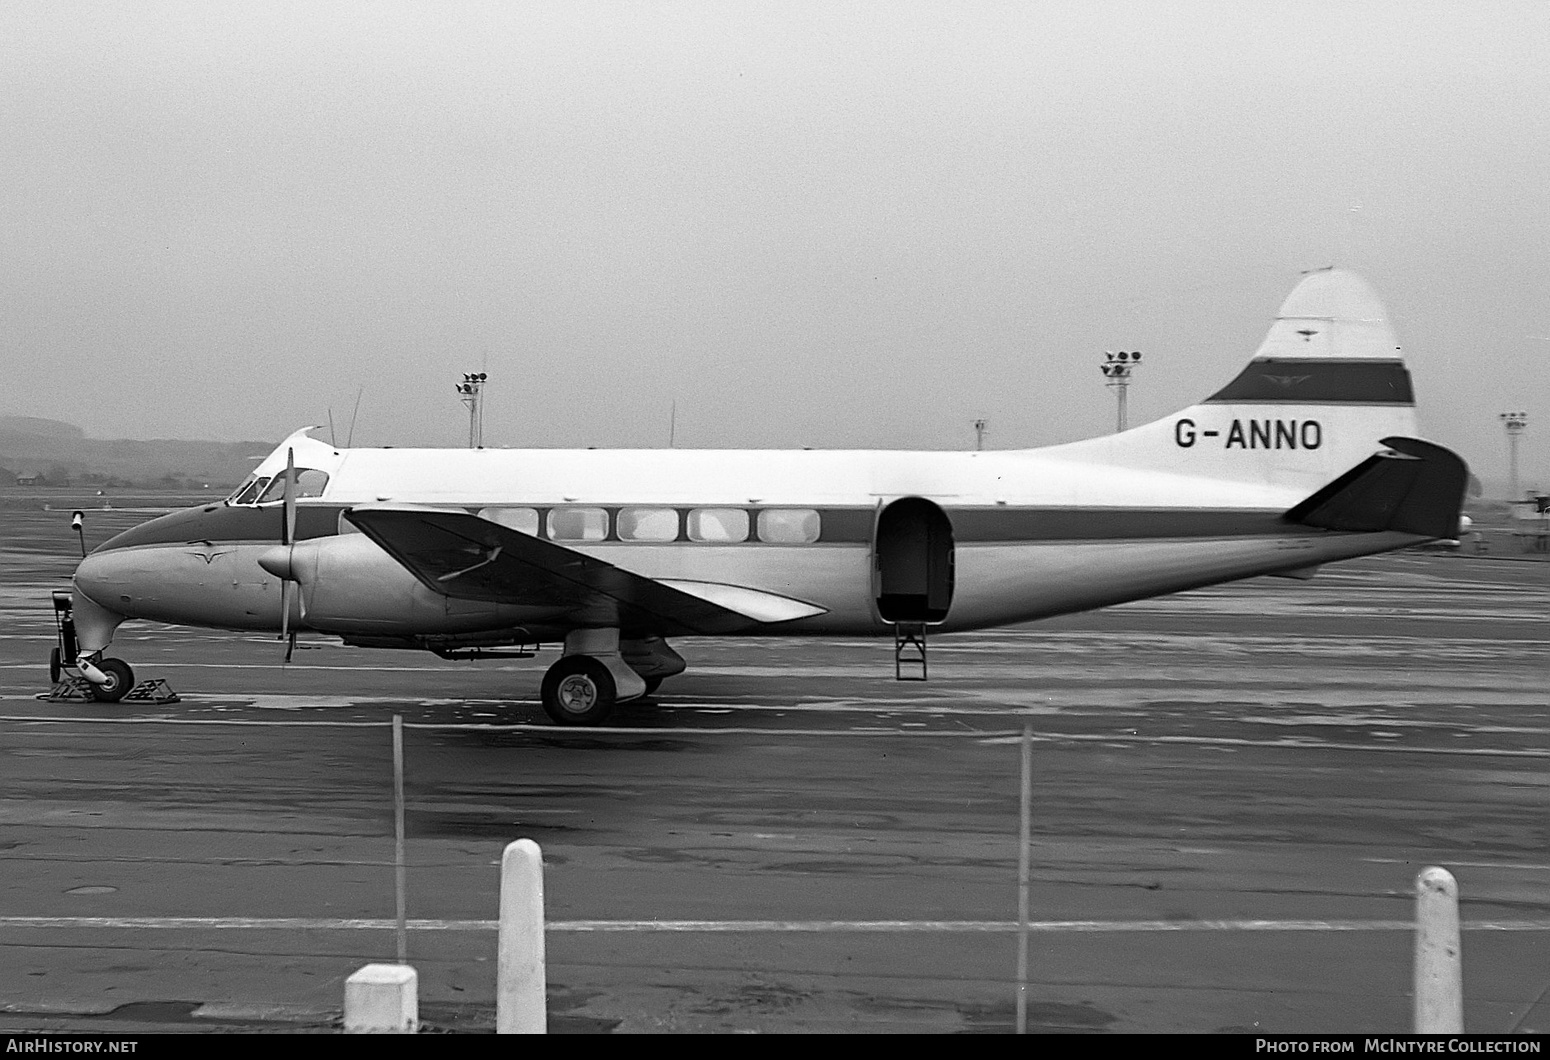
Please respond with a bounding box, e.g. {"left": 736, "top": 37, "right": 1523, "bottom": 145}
{"left": 279, "top": 448, "right": 298, "bottom": 662}
{"left": 283, "top": 447, "right": 297, "bottom": 547}
{"left": 280, "top": 578, "right": 293, "bottom": 659}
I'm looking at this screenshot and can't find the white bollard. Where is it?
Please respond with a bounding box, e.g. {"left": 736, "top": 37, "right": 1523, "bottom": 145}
{"left": 497, "top": 839, "right": 547, "bottom": 1034}
{"left": 344, "top": 963, "right": 418, "bottom": 1033}
{"left": 1414, "top": 866, "right": 1463, "bottom": 1034}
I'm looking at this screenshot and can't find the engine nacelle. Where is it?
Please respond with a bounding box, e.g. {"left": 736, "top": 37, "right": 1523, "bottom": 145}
{"left": 291, "top": 534, "right": 535, "bottom": 636}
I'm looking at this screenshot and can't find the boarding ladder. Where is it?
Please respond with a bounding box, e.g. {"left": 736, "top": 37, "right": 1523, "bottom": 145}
{"left": 894, "top": 622, "right": 928, "bottom": 681}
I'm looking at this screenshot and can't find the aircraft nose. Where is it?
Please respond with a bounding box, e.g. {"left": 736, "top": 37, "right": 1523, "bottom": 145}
{"left": 72, "top": 548, "right": 130, "bottom": 611}
{"left": 72, "top": 545, "right": 202, "bottom": 625}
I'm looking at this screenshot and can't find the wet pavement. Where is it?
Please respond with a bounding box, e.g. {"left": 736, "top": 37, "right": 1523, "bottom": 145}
{"left": 0, "top": 505, "right": 1547, "bottom": 1033}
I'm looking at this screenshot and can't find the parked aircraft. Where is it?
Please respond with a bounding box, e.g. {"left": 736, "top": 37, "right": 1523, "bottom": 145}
{"left": 55, "top": 269, "right": 1467, "bottom": 724}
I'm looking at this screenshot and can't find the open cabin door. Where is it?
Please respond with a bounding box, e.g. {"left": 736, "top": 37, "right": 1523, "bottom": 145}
{"left": 873, "top": 497, "right": 954, "bottom": 624}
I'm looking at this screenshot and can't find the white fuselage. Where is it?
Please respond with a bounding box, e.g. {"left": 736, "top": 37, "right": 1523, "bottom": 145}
{"left": 70, "top": 433, "right": 1423, "bottom": 648}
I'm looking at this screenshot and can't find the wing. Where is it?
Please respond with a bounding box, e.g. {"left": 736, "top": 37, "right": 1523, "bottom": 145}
{"left": 344, "top": 505, "right": 825, "bottom": 636}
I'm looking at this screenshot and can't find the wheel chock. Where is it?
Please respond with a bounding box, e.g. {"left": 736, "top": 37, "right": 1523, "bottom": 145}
{"left": 124, "top": 679, "right": 179, "bottom": 704}
{"left": 38, "top": 676, "right": 94, "bottom": 702}
{"left": 36, "top": 676, "right": 180, "bottom": 704}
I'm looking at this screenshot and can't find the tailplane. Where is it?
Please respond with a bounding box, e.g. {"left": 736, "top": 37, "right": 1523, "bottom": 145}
{"left": 1284, "top": 436, "right": 1468, "bottom": 539}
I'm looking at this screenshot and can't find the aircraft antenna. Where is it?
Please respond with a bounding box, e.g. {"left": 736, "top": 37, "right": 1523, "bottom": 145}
{"left": 328, "top": 408, "right": 337, "bottom": 448}
{"left": 670, "top": 400, "right": 677, "bottom": 448}
{"left": 347, "top": 387, "right": 364, "bottom": 448}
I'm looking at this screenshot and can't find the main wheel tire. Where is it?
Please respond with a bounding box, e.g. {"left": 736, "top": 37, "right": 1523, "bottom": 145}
{"left": 88, "top": 658, "right": 134, "bottom": 703}
{"left": 540, "top": 656, "right": 617, "bottom": 726}
{"left": 49, "top": 647, "right": 62, "bottom": 685}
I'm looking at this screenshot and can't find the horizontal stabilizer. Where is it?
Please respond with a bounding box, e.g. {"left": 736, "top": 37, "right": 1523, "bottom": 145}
{"left": 1283, "top": 437, "right": 1467, "bottom": 539}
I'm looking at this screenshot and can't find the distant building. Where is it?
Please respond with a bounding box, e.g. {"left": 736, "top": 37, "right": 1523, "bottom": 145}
{"left": 1509, "top": 494, "right": 1550, "bottom": 521}
{"left": 15, "top": 472, "right": 41, "bottom": 486}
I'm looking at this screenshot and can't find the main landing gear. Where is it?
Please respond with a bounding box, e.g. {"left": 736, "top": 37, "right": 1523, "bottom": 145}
{"left": 538, "top": 630, "right": 685, "bottom": 726}
{"left": 540, "top": 655, "right": 617, "bottom": 726}
{"left": 50, "top": 591, "right": 135, "bottom": 702}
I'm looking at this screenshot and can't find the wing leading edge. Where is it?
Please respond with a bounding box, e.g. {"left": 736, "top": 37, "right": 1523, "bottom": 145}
{"left": 344, "top": 505, "right": 825, "bottom": 636}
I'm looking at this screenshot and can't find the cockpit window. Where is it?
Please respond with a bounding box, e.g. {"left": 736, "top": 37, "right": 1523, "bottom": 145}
{"left": 228, "top": 475, "right": 270, "bottom": 506}
{"left": 256, "top": 468, "right": 330, "bottom": 504}
{"left": 296, "top": 468, "right": 330, "bottom": 497}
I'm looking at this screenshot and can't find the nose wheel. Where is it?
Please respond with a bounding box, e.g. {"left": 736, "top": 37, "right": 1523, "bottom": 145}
{"left": 86, "top": 658, "right": 135, "bottom": 703}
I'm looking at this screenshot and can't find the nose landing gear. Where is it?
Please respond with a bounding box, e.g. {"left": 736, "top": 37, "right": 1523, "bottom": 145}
{"left": 47, "top": 591, "right": 166, "bottom": 704}
{"left": 77, "top": 656, "right": 135, "bottom": 702}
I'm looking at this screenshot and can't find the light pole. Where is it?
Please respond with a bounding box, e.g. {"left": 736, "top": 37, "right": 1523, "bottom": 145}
{"left": 973, "top": 418, "right": 988, "bottom": 451}
{"left": 457, "top": 372, "right": 487, "bottom": 449}
{"left": 1500, "top": 411, "right": 1528, "bottom": 501}
{"left": 1100, "top": 351, "right": 1142, "bottom": 432}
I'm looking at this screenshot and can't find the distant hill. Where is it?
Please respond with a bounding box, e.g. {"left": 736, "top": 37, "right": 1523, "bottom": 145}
{"left": 0, "top": 417, "right": 273, "bottom": 489}
{"left": 0, "top": 416, "right": 86, "bottom": 439}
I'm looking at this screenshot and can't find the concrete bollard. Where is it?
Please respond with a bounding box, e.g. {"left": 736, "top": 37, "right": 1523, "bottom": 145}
{"left": 1414, "top": 866, "right": 1463, "bottom": 1034}
{"left": 497, "top": 839, "right": 547, "bottom": 1034}
{"left": 344, "top": 963, "right": 418, "bottom": 1033}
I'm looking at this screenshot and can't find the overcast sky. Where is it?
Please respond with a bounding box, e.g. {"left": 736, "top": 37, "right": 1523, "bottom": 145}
{"left": 1, "top": 1, "right": 1545, "bottom": 492}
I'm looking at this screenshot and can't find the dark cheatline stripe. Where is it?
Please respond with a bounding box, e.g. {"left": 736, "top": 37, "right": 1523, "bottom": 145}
{"left": 94, "top": 504, "right": 347, "bottom": 552}
{"left": 947, "top": 507, "right": 1296, "bottom": 542}
{"left": 91, "top": 503, "right": 1314, "bottom": 553}
{"left": 1205, "top": 357, "right": 1413, "bottom": 405}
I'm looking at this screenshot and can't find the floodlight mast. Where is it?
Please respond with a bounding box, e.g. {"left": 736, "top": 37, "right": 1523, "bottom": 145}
{"left": 456, "top": 373, "right": 487, "bottom": 449}
{"left": 1100, "top": 351, "right": 1142, "bottom": 432}
{"left": 1500, "top": 411, "right": 1528, "bottom": 501}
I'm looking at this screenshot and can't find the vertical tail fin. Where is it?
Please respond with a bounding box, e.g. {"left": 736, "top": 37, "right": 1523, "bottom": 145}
{"left": 1049, "top": 268, "right": 1422, "bottom": 496}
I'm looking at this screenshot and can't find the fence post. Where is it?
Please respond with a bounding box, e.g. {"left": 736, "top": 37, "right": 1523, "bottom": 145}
{"left": 1414, "top": 866, "right": 1463, "bottom": 1033}
{"left": 497, "top": 839, "right": 547, "bottom": 1033}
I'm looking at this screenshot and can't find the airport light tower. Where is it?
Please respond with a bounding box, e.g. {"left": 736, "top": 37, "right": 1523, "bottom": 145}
{"left": 1100, "top": 351, "right": 1142, "bottom": 432}
{"left": 1500, "top": 411, "right": 1528, "bottom": 501}
{"left": 457, "top": 372, "right": 487, "bottom": 449}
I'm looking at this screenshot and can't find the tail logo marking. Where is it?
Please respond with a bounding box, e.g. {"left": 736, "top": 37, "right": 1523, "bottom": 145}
{"left": 1176, "top": 418, "right": 1323, "bottom": 450}
{"left": 1261, "top": 373, "right": 1312, "bottom": 389}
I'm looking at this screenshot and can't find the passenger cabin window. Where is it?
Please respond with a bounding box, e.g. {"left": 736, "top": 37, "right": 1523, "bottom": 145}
{"left": 256, "top": 468, "right": 330, "bottom": 503}
{"left": 478, "top": 507, "right": 540, "bottom": 536}
{"left": 687, "top": 508, "right": 750, "bottom": 543}
{"left": 617, "top": 507, "right": 679, "bottom": 542}
{"left": 548, "top": 507, "right": 609, "bottom": 542}
{"left": 757, "top": 508, "right": 821, "bottom": 543}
